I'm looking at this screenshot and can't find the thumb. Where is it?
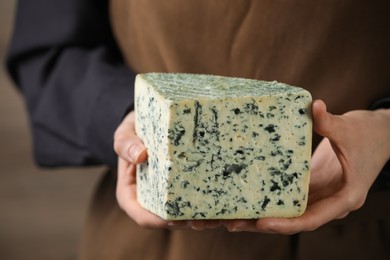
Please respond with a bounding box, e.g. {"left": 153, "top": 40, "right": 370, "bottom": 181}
{"left": 114, "top": 112, "right": 148, "bottom": 164}
{"left": 312, "top": 99, "right": 344, "bottom": 141}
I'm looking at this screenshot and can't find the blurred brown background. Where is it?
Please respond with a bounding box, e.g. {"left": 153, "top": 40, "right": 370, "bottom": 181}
{"left": 0, "top": 1, "right": 103, "bottom": 259}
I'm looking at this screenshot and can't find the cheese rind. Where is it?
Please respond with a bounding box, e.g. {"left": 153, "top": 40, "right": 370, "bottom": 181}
{"left": 135, "top": 73, "right": 312, "bottom": 220}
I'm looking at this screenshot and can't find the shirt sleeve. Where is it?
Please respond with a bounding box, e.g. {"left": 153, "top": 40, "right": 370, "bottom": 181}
{"left": 6, "top": 0, "right": 135, "bottom": 168}
{"left": 370, "top": 98, "right": 390, "bottom": 184}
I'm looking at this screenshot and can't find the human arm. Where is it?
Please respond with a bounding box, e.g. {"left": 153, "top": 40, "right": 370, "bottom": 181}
{"left": 6, "top": 0, "right": 134, "bottom": 167}
{"left": 224, "top": 99, "right": 390, "bottom": 234}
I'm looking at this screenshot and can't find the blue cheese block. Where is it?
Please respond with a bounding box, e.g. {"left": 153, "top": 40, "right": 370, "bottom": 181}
{"left": 135, "top": 73, "right": 312, "bottom": 220}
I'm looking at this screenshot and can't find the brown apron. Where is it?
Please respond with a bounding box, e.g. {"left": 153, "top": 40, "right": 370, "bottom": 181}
{"left": 80, "top": 1, "right": 390, "bottom": 259}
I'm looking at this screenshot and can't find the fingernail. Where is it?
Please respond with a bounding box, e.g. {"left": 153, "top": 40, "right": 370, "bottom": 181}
{"left": 190, "top": 221, "right": 205, "bottom": 231}
{"left": 206, "top": 221, "right": 221, "bottom": 229}
{"left": 191, "top": 226, "right": 203, "bottom": 231}
{"left": 225, "top": 223, "right": 239, "bottom": 232}
{"left": 167, "top": 221, "right": 180, "bottom": 228}
{"left": 128, "top": 144, "right": 143, "bottom": 162}
{"left": 227, "top": 226, "right": 240, "bottom": 232}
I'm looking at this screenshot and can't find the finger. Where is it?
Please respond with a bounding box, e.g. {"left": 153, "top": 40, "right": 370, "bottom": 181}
{"left": 255, "top": 191, "right": 352, "bottom": 235}
{"left": 116, "top": 161, "right": 167, "bottom": 228}
{"left": 189, "top": 220, "right": 222, "bottom": 231}
{"left": 121, "top": 196, "right": 190, "bottom": 230}
{"left": 312, "top": 99, "right": 345, "bottom": 142}
{"left": 114, "top": 112, "right": 147, "bottom": 164}
{"left": 189, "top": 221, "right": 207, "bottom": 231}
{"left": 117, "top": 157, "right": 136, "bottom": 182}
{"left": 308, "top": 138, "right": 343, "bottom": 194}
{"left": 167, "top": 221, "right": 192, "bottom": 230}
{"left": 223, "top": 220, "right": 258, "bottom": 232}
{"left": 117, "top": 159, "right": 191, "bottom": 229}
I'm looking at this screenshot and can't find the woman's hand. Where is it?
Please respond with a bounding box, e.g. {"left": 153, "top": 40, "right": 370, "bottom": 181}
{"left": 114, "top": 112, "right": 169, "bottom": 228}
{"left": 224, "top": 99, "right": 390, "bottom": 234}
{"left": 114, "top": 111, "right": 221, "bottom": 230}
